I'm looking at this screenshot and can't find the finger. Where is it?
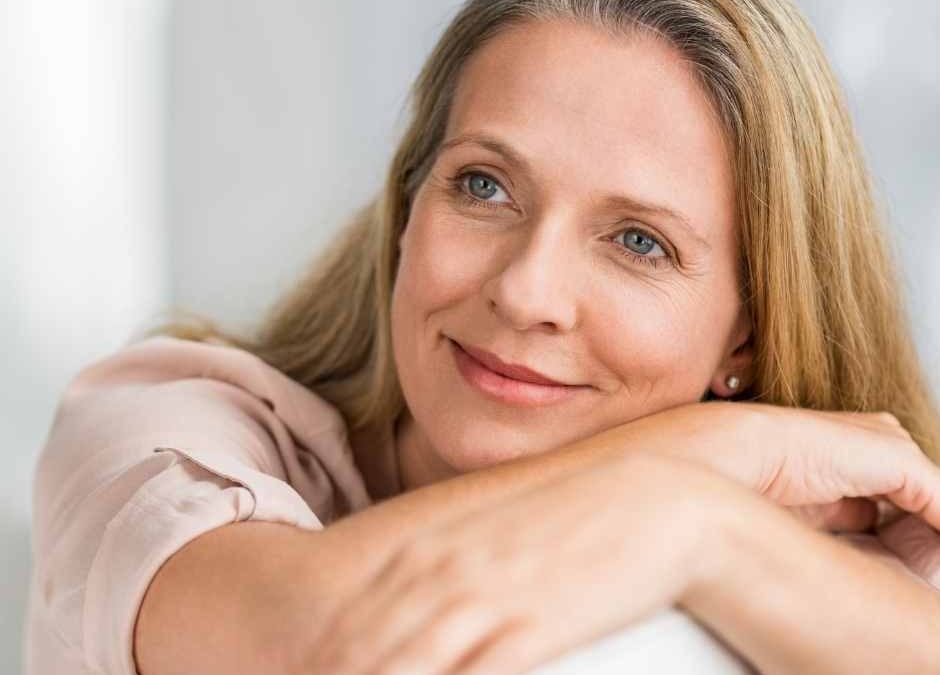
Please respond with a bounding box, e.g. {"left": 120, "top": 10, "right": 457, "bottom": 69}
{"left": 327, "top": 557, "right": 412, "bottom": 640}
{"left": 374, "top": 597, "right": 505, "bottom": 675}
{"left": 788, "top": 498, "right": 878, "bottom": 533}
{"left": 449, "top": 619, "right": 547, "bottom": 675}
{"left": 311, "top": 547, "right": 440, "bottom": 672}
{"left": 357, "top": 572, "right": 466, "bottom": 672}
{"left": 824, "top": 418, "right": 940, "bottom": 530}
{"left": 882, "top": 454, "right": 940, "bottom": 532}
{"left": 820, "top": 498, "right": 878, "bottom": 533}
{"left": 877, "top": 515, "right": 940, "bottom": 590}
{"left": 785, "top": 504, "right": 820, "bottom": 529}
{"left": 875, "top": 498, "right": 906, "bottom": 528}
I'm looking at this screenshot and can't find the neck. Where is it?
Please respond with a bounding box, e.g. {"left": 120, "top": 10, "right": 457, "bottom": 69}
{"left": 347, "top": 420, "right": 399, "bottom": 502}
{"left": 394, "top": 408, "right": 459, "bottom": 492}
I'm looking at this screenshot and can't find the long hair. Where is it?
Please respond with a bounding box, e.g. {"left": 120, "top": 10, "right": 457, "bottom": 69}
{"left": 143, "top": 0, "right": 940, "bottom": 462}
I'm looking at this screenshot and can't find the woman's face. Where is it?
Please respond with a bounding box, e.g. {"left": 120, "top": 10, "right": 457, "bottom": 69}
{"left": 391, "top": 19, "right": 752, "bottom": 480}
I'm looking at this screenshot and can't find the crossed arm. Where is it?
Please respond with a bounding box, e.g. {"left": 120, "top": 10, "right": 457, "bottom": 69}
{"left": 136, "top": 406, "right": 940, "bottom": 674}
{"left": 296, "top": 453, "right": 940, "bottom": 674}
{"left": 681, "top": 484, "right": 940, "bottom": 674}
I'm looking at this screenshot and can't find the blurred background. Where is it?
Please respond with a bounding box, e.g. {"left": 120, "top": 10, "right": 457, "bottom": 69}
{"left": 2, "top": 1, "right": 938, "bottom": 671}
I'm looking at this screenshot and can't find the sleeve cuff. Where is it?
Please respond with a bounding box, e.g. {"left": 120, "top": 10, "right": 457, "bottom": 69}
{"left": 82, "top": 442, "right": 324, "bottom": 674}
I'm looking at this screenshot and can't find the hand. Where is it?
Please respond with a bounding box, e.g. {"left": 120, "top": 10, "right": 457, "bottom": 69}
{"left": 291, "top": 452, "right": 744, "bottom": 675}
{"left": 639, "top": 402, "right": 940, "bottom": 596}
{"left": 832, "top": 511, "right": 940, "bottom": 593}
{"left": 876, "top": 513, "right": 940, "bottom": 590}
{"left": 618, "top": 401, "right": 940, "bottom": 534}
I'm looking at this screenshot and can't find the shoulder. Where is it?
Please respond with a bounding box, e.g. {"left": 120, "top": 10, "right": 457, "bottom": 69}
{"left": 37, "top": 335, "right": 372, "bottom": 527}
{"left": 59, "top": 335, "right": 347, "bottom": 433}
{"left": 27, "top": 337, "right": 371, "bottom": 669}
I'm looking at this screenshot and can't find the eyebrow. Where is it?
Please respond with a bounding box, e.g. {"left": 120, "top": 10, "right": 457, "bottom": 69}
{"left": 438, "top": 132, "right": 712, "bottom": 252}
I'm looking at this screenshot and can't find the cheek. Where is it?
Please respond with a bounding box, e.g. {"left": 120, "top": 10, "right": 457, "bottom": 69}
{"left": 391, "top": 206, "right": 488, "bottom": 390}
{"left": 593, "top": 297, "right": 687, "bottom": 372}
{"left": 588, "top": 280, "right": 725, "bottom": 388}
{"left": 396, "top": 206, "right": 493, "bottom": 307}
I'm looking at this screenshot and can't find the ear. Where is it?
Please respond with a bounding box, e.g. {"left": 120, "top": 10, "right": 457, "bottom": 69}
{"left": 709, "top": 306, "right": 755, "bottom": 398}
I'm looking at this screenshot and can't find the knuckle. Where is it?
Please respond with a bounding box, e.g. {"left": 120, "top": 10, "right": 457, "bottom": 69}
{"left": 435, "top": 546, "right": 488, "bottom": 587}
{"left": 372, "top": 597, "right": 496, "bottom": 675}
{"left": 424, "top": 596, "right": 492, "bottom": 653}
{"left": 903, "top": 478, "right": 931, "bottom": 516}
{"left": 431, "top": 549, "right": 467, "bottom": 581}
{"left": 396, "top": 536, "right": 484, "bottom": 586}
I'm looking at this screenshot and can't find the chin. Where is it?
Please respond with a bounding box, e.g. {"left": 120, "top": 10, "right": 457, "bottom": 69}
{"left": 426, "top": 418, "right": 547, "bottom": 473}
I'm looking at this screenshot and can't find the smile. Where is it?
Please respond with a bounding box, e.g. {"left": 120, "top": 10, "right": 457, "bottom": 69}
{"left": 449, "top": 338, "right": 589, "bottom": 407}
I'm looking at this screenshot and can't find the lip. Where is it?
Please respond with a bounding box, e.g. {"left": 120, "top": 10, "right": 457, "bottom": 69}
{"left": 455, "top": 341, "right": 571, "bottom": 386}
{"left": 449, "top": 338, "right": 589, "bottom": 407}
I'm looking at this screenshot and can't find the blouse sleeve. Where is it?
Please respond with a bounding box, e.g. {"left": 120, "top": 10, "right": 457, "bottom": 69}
{"left": 30, "top": 337, "right": 372, "bottom": 675}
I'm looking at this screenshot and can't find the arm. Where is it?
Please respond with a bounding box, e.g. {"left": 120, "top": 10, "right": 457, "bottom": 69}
{"left": 138, "top": 398, "right": 940, "bottom": 674}
{"left": 135, "top": 416, "right": 647, "bottom": 674}
{"left": 682, "top": 491, "right": 940, "bottom": 674}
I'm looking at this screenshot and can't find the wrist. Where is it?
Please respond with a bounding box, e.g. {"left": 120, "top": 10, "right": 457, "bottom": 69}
{"left": 630, "top": 400, "right": 766, "bottom": 487}
{"left": 616, "top": 449, "right": 758, "bottom": 614}
{"left": 676, "top": 472, "right": 765, "bottom": 617}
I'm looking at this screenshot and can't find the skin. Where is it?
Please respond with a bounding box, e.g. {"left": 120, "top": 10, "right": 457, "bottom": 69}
{"left": 390, "top": 20, "right": 753, "bottom": 490}
{"left": 300, "top": 407, "right": 940, "bottom": 674}
{"left": 290, "top": 17, "right": 940, "bottom": 675}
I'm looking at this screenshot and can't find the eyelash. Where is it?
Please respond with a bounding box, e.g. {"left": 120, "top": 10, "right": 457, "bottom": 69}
{"left": 447, "top": 170, "right": 674, "bottom": 270}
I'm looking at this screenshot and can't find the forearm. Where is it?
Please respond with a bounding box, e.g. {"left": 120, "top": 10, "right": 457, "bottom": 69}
{"left": 319, "top": 401, "right": 738, "bottom": 589}
{"left": 312, "top": 401, "right": 747, "bottom": 609}
{"left": 135, "top": 521, "right": 316, "bottom": 675}
{"left": 136, "top": 420, "right": 640, "bottom": 673}
{"left": 682, "top": 495, "right": 940, "bottom": 674}
{"left": 302, "top": 418, "right": 646, "bottom": 601}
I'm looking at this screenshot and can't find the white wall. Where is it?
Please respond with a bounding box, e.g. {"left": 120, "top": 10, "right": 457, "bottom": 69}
{"left": 1, "top": 1, "right": 170, "bottom": 671}
{"left": 167, "top": 0, "right": 463, "bottom": 332}
{"left": 798, "top": 0, "right": 940, "bottom": 393}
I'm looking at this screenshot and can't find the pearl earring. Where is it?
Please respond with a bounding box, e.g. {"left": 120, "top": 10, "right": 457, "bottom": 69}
{"left": 725, "top": 375, "right": 740, "bottom": 391}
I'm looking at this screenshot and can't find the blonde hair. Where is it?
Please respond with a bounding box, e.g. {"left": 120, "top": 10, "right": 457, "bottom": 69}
{"left": 142, "top": 0, "right": 940, "bottom": 462}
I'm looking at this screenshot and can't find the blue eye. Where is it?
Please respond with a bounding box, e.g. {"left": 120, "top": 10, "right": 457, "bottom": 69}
{"left": 608, "top": 227, "right": 673, "bottom": 269}
{"left": 450, "top": 171, "right": 513, "bottom": 210}
{"left": 449, "top": 170, "right": 674, "bottom": 270}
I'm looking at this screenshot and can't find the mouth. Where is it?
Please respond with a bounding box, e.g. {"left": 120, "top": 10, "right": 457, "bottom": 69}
{"left": 452, "top": 339, "right": 574, "bottom": 386}
{"left": 448, "top": 338, "right": 590, "bottom": 407}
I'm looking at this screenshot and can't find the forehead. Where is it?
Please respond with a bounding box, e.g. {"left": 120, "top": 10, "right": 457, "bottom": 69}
{"left": 444, "top": 19, "right": 736, "bottom": 246}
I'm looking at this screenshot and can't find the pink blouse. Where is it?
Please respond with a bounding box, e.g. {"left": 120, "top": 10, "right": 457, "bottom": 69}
{"left": 24, "top": 336, "right": 400, "bottom": 674}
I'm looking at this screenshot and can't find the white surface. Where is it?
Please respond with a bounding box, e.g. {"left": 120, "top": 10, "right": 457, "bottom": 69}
{"left": 531, "top": 608, "right": 753, "bottom": 674}
{"left": 2, "top": 1, "right": 170, "bottom": 671}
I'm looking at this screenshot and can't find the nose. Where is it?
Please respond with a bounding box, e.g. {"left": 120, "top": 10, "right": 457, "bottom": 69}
{"left": 481, "top": 217, "right": 580, "bottom": 333}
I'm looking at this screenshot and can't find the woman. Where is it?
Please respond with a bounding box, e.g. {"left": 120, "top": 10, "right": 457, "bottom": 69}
{"left": 26, "top": 0, "right": 940, "bottom": 673}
